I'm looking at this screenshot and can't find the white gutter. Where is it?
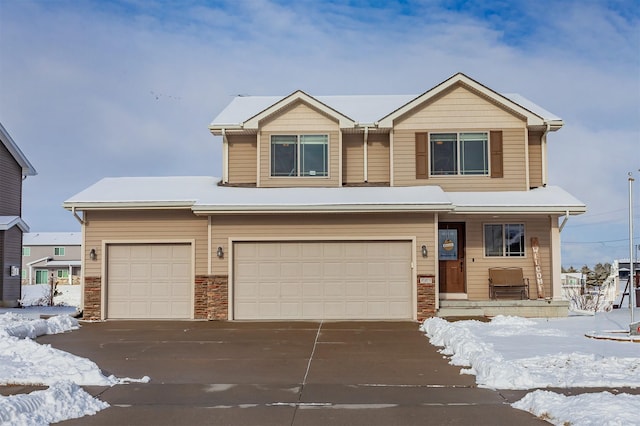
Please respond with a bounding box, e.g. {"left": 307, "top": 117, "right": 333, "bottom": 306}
{"left": 541, "top": 123, "right": 550, "bottom": 186}
{"left": 222, "top": 128, "right": 229, "bottom": 184}
{"left": 64, "top": 201, "right": 196, "bottom": 210}
{"left": 71, "top": 207, "right": 85, "bottom": 225}
{"left": 559, "top": 210, "right": 570, "bottom": 232}
{"left": 192, "top": 204, "right": 454, "bottom": 214}
{"left": 363, "top": 126, "right": 369, "bottom": 182}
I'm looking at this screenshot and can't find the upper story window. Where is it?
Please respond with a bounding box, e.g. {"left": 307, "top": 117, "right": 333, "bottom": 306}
{"left": 430, "top": 132, "right": 488, "bottom": 176}
{"left": 271, "top": 134, "right": 328, "bottom": 177}
{"left": 484, "top": 224, "right": 525, "bottom": 257}
{"left": 22, "top": 247, "right": 30, "bottom": 256}
{"left": 54, "top": 247, "right": 65, "bottom": 256}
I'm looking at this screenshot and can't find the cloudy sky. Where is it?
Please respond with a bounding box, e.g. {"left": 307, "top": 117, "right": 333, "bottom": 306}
{"left": 1, "top": 0, "right": 638, "bottom": 268}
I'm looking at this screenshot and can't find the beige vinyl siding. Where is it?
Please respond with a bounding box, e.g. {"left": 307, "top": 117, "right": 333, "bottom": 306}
{"left": 392, "top": 85, "right": 529, "bottom": 190}
{"left": 210, "top": 212, "right": 436, "bottom": 277}
{"left": 528, "top": 131, "right": 543, "bottom": 189}
{"left": 228, "top": 134, "right": 257, "bottom": 185}
{"left": 83, "top": 210, "right": 208, "bottom": 277}
{"left": 367, "top": 133, "right": 390, "bottom": 183}
{"left": 0, "top": 142, "right": 22, "bottom": 216}
{"left": 460, "top": 215, "right": 552, "bottom": 300}
{"left": 342, "top": 133, "right": 364, "bottom": 184}
{"left": 259, "top": 101, "right": 340, "bottom": 187}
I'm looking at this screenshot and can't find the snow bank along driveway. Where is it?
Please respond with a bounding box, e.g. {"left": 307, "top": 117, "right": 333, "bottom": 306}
{"left": 0, "top": 313, "right": 148, "bottom": 425}
{"left": 421, "top": 312, "right": 640, "bottom": 426}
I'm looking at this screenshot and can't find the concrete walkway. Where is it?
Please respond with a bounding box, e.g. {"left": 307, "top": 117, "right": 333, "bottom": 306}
{"left": 31, "top": 321, "right": 545, "bottom": 425}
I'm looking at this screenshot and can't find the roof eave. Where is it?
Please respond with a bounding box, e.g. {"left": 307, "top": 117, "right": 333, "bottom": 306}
{"left": 192, "top": 203, "right": 454, "bottom": 215}
{"left": 63, "top": 201, "right": 196, "bottom": 210}
{"left": 452, "top": 206, "right": 587, "bottom": 215}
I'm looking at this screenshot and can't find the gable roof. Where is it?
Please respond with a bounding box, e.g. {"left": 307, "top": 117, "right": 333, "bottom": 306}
{"left": 0, "top": 122, "right": 37, "bottom": 177}
{"left": 377, "top": 73, "right": 562, "bottom": 128}
{"left": 209, "top": 73, "right": 563, "bottom": 133}
{"left": 0, "top": 216, "right": 30, "bottom": 232}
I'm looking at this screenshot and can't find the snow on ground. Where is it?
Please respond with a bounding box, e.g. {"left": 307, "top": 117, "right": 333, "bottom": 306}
{"left": 0, "top": 285, "right": 149, "bottom": 425}
{"left": 2, "top": 285, "right": 639, "bottom": 424}
{"left": 421, "top": 308, "right": 640, "bottom": 425}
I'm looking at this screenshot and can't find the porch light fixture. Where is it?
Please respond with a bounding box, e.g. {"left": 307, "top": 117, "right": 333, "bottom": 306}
{"left": 216, "top": 246, "right": 224, "bottom": 258}
{"left": 421, "top": 245, "right": 428, "bottom": 258}
{"left": 89, "top": 249, "right": 97, "bottom": 261}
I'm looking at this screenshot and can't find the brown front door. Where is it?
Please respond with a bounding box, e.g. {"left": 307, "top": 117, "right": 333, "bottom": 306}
{"left": 438, "top": 222, "right": 466, "bottom": 293}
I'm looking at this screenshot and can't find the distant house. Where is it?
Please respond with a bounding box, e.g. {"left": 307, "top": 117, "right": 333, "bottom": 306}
{"left": 0, "top": 122, "right": 37, "bottom": 307}
{"left": 65, "top": 73, "right": 586, "bottom": 321}
{"left": 21, "top": 232, "right": 81, "bottom": 285}
{"left": 560, "top": 272, "right": 585, "bottom": 300}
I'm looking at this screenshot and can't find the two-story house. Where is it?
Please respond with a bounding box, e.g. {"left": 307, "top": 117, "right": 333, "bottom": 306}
{"left": 64, "top": 73, "right": 586, "bottom": 321}
{"left": 0, "top": 122, "right": 37, "bottom": 307}
{"left": 21, "top": 232, "right": 82, "bottom": 286}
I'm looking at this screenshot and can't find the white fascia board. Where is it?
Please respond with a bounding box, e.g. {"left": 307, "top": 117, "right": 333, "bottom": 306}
{"left": 208, "top": 124, "right": 244, "bottom": 134}
{"left": 0, "top": 216, "right": 29, "bottom": 232}
{"left": 63, "top": 201, "right": 196, "bottom": 210}
{"left": 192, "top": 203, "right": 453, "bottom": 215}
{"left": 378, "top": 73, "right": 545, "bottom": 128}
{"left": 243, "top": 90, "right": 355, "bottom": 129}
{"left": 452, "top": 205, "right": 587, "bottom": 215}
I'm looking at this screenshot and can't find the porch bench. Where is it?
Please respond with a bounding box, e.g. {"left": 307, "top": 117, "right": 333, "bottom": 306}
{"left": 488, "top": 267, "right": 530, "bottom": 300}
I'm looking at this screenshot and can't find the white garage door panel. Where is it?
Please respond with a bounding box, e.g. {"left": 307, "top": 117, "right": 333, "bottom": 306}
{"left": 107, "top": 244, "right": 192, "bottom": 319}
{"left": 234, "top": 241, "right": 412, "bottom": 320}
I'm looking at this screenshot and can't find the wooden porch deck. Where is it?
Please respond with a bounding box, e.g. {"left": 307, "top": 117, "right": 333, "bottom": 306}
{"left": 437, "top": 299, "right": 569, "bottom": 319}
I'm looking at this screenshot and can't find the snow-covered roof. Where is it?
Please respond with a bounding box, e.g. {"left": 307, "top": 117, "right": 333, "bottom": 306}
{"left": 211, "top": 94, "right": 416, "bottom": 127}
{"left": 23, "top": 232, "right": 81, "bottom": 246}
{"left": 447, "top": 186, "right": 587, "bottom": 214}
{"left": 63, "top": 177, "right": 586, "bottom": 215}
{"left": 0, "top": 122, "right": 36, "bottom": 176}
{"left": 210, "top": 73, "right": 562, "bottom": 130}
{"left": 0, "top": 216, "right": 29, "bottom": 232}
{"left": 44, "top": 260, "right": 82, "bottom": 267}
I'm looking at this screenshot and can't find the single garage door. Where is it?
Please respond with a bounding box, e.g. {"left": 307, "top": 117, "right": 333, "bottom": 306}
{"left": 233, "top": 241, "right": 412, "bottom": 320}
{"left": 106, "top": 244, "right": 192, "bottom": 319}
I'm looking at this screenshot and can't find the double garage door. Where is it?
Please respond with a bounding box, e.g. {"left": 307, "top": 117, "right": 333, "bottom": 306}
{"left": 106, "top": 244, "right": 192, "bottom": 319}
{"left": 233, "top": 241, "right": 413, "bottom": 320}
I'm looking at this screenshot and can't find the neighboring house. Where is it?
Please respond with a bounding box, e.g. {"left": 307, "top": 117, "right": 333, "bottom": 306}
{"left": 613, "top": 258, "right": 640, "bottom": 306}
{"left": 64, "top": 73, "right": 586, "bottom": 321}
{"left": 21, "top": 232, "right": 82, "bottom": 285}
{"left": 560, "top": 272, "right": 585, "bottom": 300}
{"left": 0, "top": 122, "right": 37, "bottom": 307}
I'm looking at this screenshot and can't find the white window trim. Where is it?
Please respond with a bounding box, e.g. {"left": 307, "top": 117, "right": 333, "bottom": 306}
{"left": 269, "top": 134, "right": 330, "bottom": 178}
{"left": 54, "top": 247, "right": 65, "bottom": 256}
{"left": 482, "top": 223, "right": 527, "bottom": 258}
{"left": 22, "top": 247, "right": 30, "bottom": 256}
{"left": 428, "top": 131, "right": 490, "bottom": 177}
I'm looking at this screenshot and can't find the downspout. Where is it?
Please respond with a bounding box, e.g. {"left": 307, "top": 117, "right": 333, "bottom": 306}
{"left": 541, "top": 123, "right": 551, "bottom": 187}
{"left": 559, "top": 210, "right": 570, "bottom": 233}
{"left": 71, "top": 207, "right": 85, "bottom": 225}
{"left": 222, "top": 128, "right": 229, "bottom": 184}
{"left": 363, "top": 126, "right": 369, "bottom": 183}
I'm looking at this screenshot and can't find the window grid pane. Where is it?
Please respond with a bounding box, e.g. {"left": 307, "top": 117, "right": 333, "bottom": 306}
{"left": 271, "top": 136, "right": 298, "bottom": 176}
{"left": 460, "top": 133, "right": 488, "bottom": 175}
{"left": 54, "top": 247, "right": 65, "bottom": 256}
{"left": 430, "top": 133, "right": 457, "bottom": 175}
{"left": 505, "top": 224, "right": 525, "bottom": 257}
{"left": 484, "top": 224, "right": 503, "bottom": 256}
{"left": 300, "top": 135, "right": 328, "bottom": 176}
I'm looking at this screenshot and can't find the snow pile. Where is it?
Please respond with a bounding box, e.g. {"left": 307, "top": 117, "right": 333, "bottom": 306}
{"left": 0, "top": 381, "right": 108, "bottom": 426}
{"left": 512, "top": 390, "right": 640, "bottom": 426}
{"left": 421, "top": 311, "right": 640, "bottom": 425}
{"left": 0, "top": 311, "right": 148, "bottom": 425}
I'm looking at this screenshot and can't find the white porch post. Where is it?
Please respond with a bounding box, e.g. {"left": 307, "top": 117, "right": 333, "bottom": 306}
{"left": 550, "top": 215, "right": 563, "bottom": 300}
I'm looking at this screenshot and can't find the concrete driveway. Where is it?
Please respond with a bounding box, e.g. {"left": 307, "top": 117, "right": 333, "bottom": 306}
{"left": 32, "top": 321, "right": 545, "bottom": 425}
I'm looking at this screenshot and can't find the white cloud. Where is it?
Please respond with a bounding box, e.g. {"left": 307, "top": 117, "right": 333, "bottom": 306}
{"left": 0, "top": 0, "right": 637, "bottom": 267}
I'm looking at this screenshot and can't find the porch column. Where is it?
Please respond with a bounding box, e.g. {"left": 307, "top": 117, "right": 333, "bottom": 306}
{"left": 550, "top": 215, "right": 562, "bottom": 300}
